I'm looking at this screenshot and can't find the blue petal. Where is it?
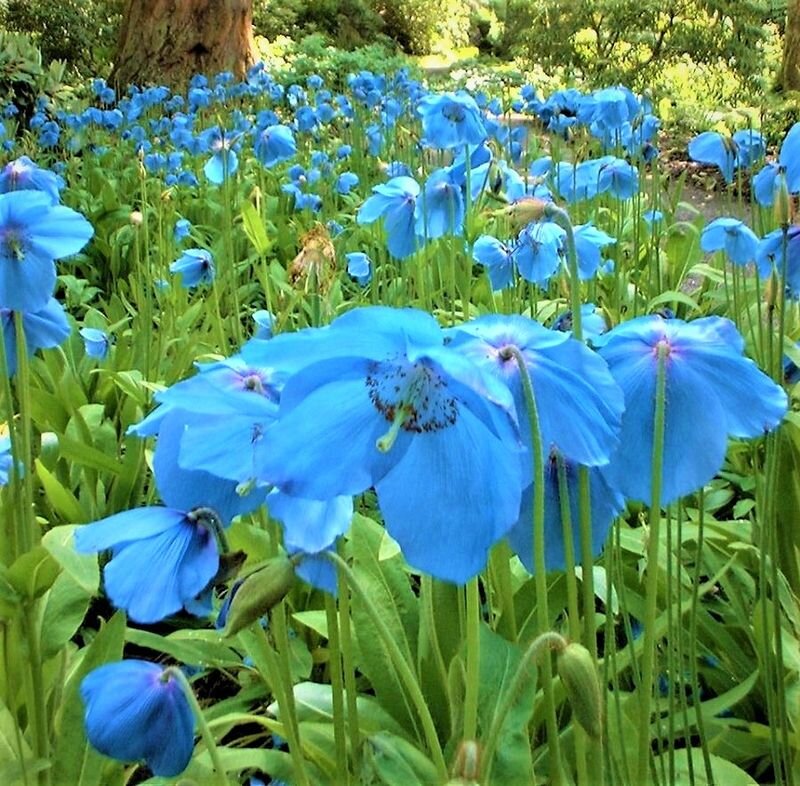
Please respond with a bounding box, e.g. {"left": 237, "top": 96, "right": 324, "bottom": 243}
{"left": 376, "top": 405, "right": 522, "bottom": 583}
{"left": 268, "top": 490, "right": 353, "bottom": 552}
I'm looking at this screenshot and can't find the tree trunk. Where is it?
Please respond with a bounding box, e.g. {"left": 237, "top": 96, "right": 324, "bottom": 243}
{"left": 110, "top": 0, "right": 256, "bottom": 91}
{"left": 784, "top": 0, "right": 800, "bottom": 91}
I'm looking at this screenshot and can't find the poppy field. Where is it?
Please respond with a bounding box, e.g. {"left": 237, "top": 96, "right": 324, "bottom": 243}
{"left": 1, "top": 65, "right": 800, "bottom": 786}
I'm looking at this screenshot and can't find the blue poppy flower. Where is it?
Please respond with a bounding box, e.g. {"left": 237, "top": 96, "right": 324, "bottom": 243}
{"left": 779, "top": 123, "right": 800, "bottom": 192}
{"left": 574, "top": 223, "right": 616, "bottom": 279}
{"left": 1, "top": 298, "right": 70, "bottom": 376}
{"left": 508, "top": 454, "right": 625, "bottom": 574}
{"left": 700, "top": 217, "right": 759, "bottom": 265}
{"left": 688, "top": 131, "right": 737, "bottom": 183}
{"left": 173, "top": 218, "right": 191, "bottom": 242}
{"left": 597, "top": 315, "right": 787, "bottom": 505}
{"left": 336, "top": 171, "right": 360, "bottom": 195}
{"left": 416, "top": 168, "right": 464, "bottom": 239}
{"left": 732, "top": 129, "right": 765, "bottom": 170}
{"left": 0, "top": 425, "right": 17, "bottom": 486}
{"left": 170, "top": 249, "right": 215, "bottom": 288}
{"left": 752, "top": 162, "right": 781, "bottom": 207}
{"left": 445, "top": 314, "right": 624, "bottom": 478}
{"left": 551, "top": 303, "right": 608, "bottom": 345}
{"left": 512, "top": 221, "right": 566, "bottom": 285}
{"left": 0, "top": 156, "right": 63, "bottom": 203}
{"left": 254, "top": 125, "right": 296, "bottom": 167}
{"left": 74, "top": 506, "right": 221, "bottom": 622}
{"left": 258, "top": 307, "right": 523, "bottom": 584}
{"left": 0, "top": 191, "right": 94, "bottom": 313}
{"left": 554, "top": 159, "right": 603, "bottom": 202}
{"left": 357, "top": 176, "right": 421, "bottom": 259}
{"left": 756, "top": 225, "right": 800, "bottom": 296}
{"left": 417, "top": 92, "right": 487, "bottom": 149}
{"left": 346, "top": 252, "right": 372, "bottom": 285}
{"left": 252, "top": 309, "right": 275, "bottom": 339}
{"left": 80, "top": 327, "right": 110, "bottom": 360}
{"left": 81, "top": 660, "right": 194, "bottom": 777}
{"left": 201, "top": 128, "right": 238, "bottom": 184}
{"left": 472, "top": 235, "right": 515, "bottom": 291}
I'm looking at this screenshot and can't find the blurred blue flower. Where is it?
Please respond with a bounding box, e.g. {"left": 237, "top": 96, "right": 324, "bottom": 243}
{"left": 0, "top": 156, "right": 63, "bottom": 203}
{"left": 170, "top": 249, "right": 215, "bottom": 288}
{"left": 416, "top": 168, "right": 463, "bottom": 239}
{"left": 254, "top": 125, "right": 296, "bottom": 167}
{"left": 512, "top": 221, "right": 566, "bottom": 285}
{"left": 701, "top": 217, "right": 759, "bottom": 265}
{"left": 80, "top": 327, "right": 110, "bottom": 360}
{"left": 417, "top": 92, "right": 487, "bottom": 149}
{"left": 0, "top": 190, "right": 94, "bottom": 312}
{"left": 598, "top": 315, "right": 787, "bottom": 505}
{"left": 357, "top": 176, "right": 421, "bottom": 259}
{"left": 252, "top": 309, "right": 275, "bottom": 339}
{"left": 346, "top": 251, "right": 372, "bottom": 285}
{"left": 574, "top": 223, "right": 616, "bottom": 279}
{"left": 336, "top": 171, "right": 360, "bottom": 195}
{"left": 756, "top": 225, "right": 800, "bottom": 296}
{"left": 81, "top": 660, "right": 194, "bottom": 777}
{"left": 472, "top": 235, "right": 514, "bottom": 291}
{"left": 1, "top": 298, "right": 70, "bottom": 376}
{"left": 173, "top": 217, "right": 191, "bottom": 242}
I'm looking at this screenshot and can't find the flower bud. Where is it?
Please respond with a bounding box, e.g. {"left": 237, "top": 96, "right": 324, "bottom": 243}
{"left": 451, "top": 739, "right": 481, "bottom": 782}
{"left": 556, "top": 642, "right": 602, "bottom": 739}
{"left": 774, "top": 171, "right": 792, "bottom": 228}
{"left": 504, "top": 197, "right": 549, "bottom": 228}
{"left": 221, "top": 555, "right": 295, "bottom": 636}
{"left": 130, "top": 210, "right": 143, "bottom": 226}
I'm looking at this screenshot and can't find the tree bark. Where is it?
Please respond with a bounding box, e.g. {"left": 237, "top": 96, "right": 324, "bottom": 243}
{"left": 110, "top": 0, "right": 256, "bottom": 91}
{"left": 784, "top": 0, "right": 800, "bottom": 91}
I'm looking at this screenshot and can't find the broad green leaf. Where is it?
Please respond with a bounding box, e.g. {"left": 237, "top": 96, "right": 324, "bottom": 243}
{"left": 0, "top": 695, "right": 33, "bottom": 786}
{"left": 42, "top": 525, "right": 99, "bottom": 595}
{"left": 36, "top": 459, "right": 84, "bottom": 523}
{"left": 125, "top": 629, "right": 243, "bottom": 670}
{"left": 241, "top": 200, "right": 271, "bottom": 256}
{"left": 270, "top": 681, "right": 409, "bottom": 739}
{"left": 647, "top": 290, "right": 700, "bottom": 313}
{"left": 51, "top": 611, "right": 126, "bottom": 786}
{"left": 654, "top": 749, "right": 757, "bottom": 785}
{"left": 361, "top": 731, "right": 439, "bottom": 786}
{"left": 40, "top": 571, "right": 93, "bottom": 658}
{"left": 8, "top": 546, "right": 61, "bottom": 600}
{"left": 57, "top": 436, "right": 121, "bottom": 476}
{"left": 349, "top": 514, "right": 419, "bottom": 733}
{"left": 477, "top": 624, "right": 535, "bottom": 785}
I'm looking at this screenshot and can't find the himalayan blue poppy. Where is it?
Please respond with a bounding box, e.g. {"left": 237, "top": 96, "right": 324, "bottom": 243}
{"left": 597, "top": 315, "right": 787, "bottom": 505}
{"left": 700, "top": 217, "right": 759, "bottom": 265}
{"left": 81, "top": 660, "right": 194, "bottom": 777}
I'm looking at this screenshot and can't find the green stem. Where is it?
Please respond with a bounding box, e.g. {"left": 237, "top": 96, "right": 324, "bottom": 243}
{"left": 325, "top": 595, "right": 349, "bottom": 783}
{"left": 21, "top": 605, "right": 50, "bottom": 786}
{"left": 463, "top": 578, "right": 481, "bottom": 742}
{"left": 13, "top": 312, "right": 36, "bottom": 553}
{"left": 504, "top": 345, "right": 564, "bottom": 784}
{"left": 337, "top": 556, "right": 361, "bottom": 772}
{"left": 167, "top": 667, "right": 231, "bottom": 786}
{"left": 636, "top": 340, "right": 669, "bottom": 785}
{"left": 322, "top": 551, "right": 448, "bottom": 780}
{"left": 481, "top": 631, "right": 568, "bottom": 782}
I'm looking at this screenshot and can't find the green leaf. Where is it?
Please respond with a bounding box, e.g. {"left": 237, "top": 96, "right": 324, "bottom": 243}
{"left": 36, "top": 459, "right": 84, "bottom": 523}
{"left": 349, "top": 514, "right": 419, "bottom": 733}
{"left": 40, "top": 572, "right": 94, "bottom": 658}
{"left": 0, "top": 695, "right": 33, "bottom": 786}
{"left": 647, "top": 290, "right": 700, "bottom": 314}
{"left": 51, "top": 611, "right": 126, "bottom": 786}
{"left": 57, "top": 436, "right": 121, "bottom": 476}
{"left": 8, "top": 546, "right": 61, "bottom": 600}
{"left": 241, "top": 200, "right": 271, "bottom": 256}
{"left": 654, "top": 749, "right": 757, "bottom": 785}
{"left": 361, "top": 731, "right": 439, "bottom": 786}
{"left": 477, "top": 625, "right": 535, "bottom": 785}
{"left": 42, "top": 525, "right": 99, "bottom": 596}
{"left": 125, "top": 629, "right": 243, "bottom": 670}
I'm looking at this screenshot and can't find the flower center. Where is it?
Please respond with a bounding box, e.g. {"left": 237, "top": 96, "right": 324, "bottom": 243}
{"left": 366, "top": 359, "right": 458, "bottom": 449}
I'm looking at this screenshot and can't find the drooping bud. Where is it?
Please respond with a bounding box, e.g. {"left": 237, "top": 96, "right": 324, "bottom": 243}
{"left": 221, "top": 555, "right": 295, "bottom": 636}
{"left": 504, "top": 197, "right": 549, "bottom": 229}
{"left": 774, "top": 170, "right": 792, "bottom": 229}
{"left": 556, "top": 642, "right": 602, "bottom": 739}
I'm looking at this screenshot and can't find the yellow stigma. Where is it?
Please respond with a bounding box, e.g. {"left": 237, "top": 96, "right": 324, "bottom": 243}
{"left": 376, "top": 406, "right": 407, "bottom": 453}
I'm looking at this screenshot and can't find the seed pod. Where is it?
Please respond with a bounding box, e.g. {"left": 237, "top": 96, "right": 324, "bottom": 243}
{"left": 774, "top": 171, "right": 792, "bottom": 229}
{"left": 556, "top": 642, "right": 602, "bottom": 739}
{"left": 222, "top": 555, "right": 295, "bottom": 636}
